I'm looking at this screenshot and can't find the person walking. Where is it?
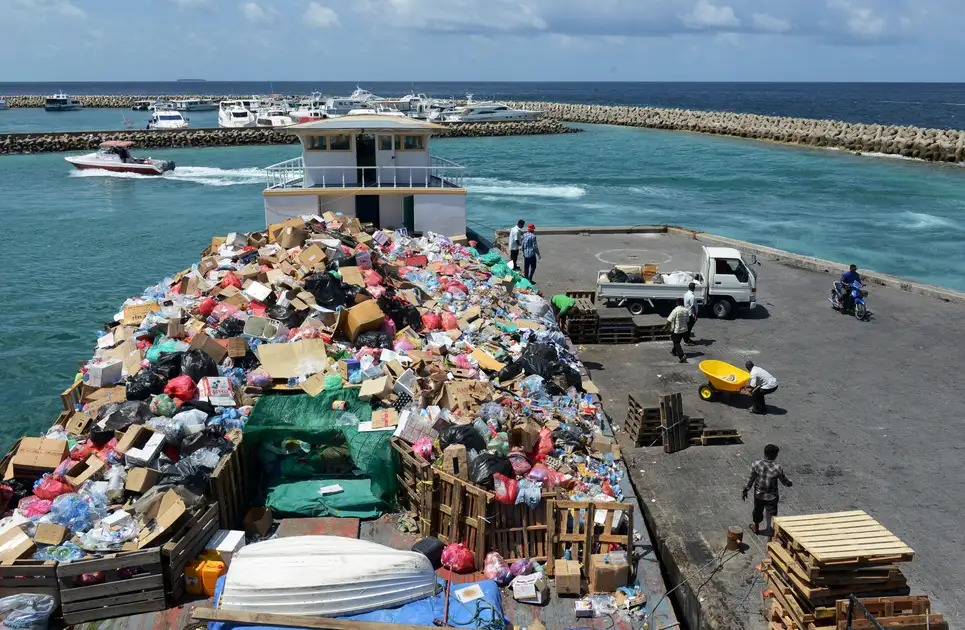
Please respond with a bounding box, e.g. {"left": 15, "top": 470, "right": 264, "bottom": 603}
{"left": 508, "top": 219, "right": 524, "bottom": 270}
{"left": 520, "top": 224, "right": 540, "bottom": 282}
{"left": 683, "top": 282, "right": 698, "bottom": 344}
{"left": 742, "top": 444, "right": 793, "bottom": 535}
{"left": 744, "top": 361, "right": 778, "bottom": 415}
{"left": 666, "top": 298, "right": 690, "bottom": 363}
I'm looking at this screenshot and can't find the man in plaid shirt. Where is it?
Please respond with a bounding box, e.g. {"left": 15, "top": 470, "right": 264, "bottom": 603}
{"left": 742, "top": 444, "right": 793, "bottom": 535}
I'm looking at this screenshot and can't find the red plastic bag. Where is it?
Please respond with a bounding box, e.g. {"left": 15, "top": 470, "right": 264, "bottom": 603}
{"left": 448, "top": 282, "right": 469, "bottom": 295}
{"left": 362, "top": 269, "right": 382, "bottom": 287}
{"left": 413, "top": 436, "right": 434, "bottom": 462}
{"left": 441, "top": 312, "right": 459, "bottom": 331}
{"left": 221, "top": 271, "right": 242, "bottom": 289}
{"left": 34, "top": 474, "right": 73, "bottom": 500}
{"left": 421, "top": 313, "right": 442, "bottom": 331}
{"left": 164, "top": 375, "right": 198, "bottom": 401}
{"left": 198, "top": 297, "right": 217, "bottom": 317}
{"left": 493, "top": 473, "right": 518, "bottom": 505}
{"left": 441, "top": 542, "right": 475, "bottom": 573}
{"left": 18, "top": 496, "right": 53, "bottom": 518}
{"left": 531, "top": 427, "right": 555, "bottom": 463}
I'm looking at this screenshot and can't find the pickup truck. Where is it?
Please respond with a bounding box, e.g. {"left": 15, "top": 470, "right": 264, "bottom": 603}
{"left": 597, "top": 246, "right": 758, "bottom": 319}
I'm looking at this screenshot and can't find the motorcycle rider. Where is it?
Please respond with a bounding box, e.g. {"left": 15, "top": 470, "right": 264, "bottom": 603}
{"left": 839, "top": 264, "right": 861, "bottom": 314}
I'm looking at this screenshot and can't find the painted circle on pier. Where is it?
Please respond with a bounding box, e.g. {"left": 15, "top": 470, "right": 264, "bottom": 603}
{"left": 595, "top": 248, "right": 674, "bottom": 266}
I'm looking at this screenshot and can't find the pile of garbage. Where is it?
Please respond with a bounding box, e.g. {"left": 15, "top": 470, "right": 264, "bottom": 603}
{"left": 0, "top": 213, "right": 628, "bottom": 583}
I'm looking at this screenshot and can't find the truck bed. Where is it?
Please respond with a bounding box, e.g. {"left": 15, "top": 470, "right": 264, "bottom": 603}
{"left": 597, "top": 270, "right": 698, "bottom": 300}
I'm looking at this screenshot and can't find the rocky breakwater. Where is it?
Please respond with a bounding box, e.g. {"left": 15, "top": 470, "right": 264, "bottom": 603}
{"left": 4, "top": 94, "right": 239, "bottom": 108}
{"left": 0, "top": 120, "right": 575, "bottom": 155}
{"left": 510, "top": 101, "right": 965, "bottom": 163}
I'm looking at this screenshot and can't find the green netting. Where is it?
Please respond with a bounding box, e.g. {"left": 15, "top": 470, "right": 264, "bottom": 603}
{"left": 478, "top": 251, "right": 505, "bottom": 266}
{"left": 265, "top": 477, "right": 388, "bottom": 519}
{"left": 245, "top": 389, "right": 397, "bottom": 511}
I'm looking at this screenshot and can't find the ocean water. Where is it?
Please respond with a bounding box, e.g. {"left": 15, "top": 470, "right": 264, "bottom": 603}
{"left": 0, "top": 122, "right": 963, "bottom": 446}
{"left": 2, "top": 81, "right": 965, "bottom": 129}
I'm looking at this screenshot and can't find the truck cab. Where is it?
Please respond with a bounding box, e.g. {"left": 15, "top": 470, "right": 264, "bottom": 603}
{"left": 699, "top": 247, "right": 757, "bottom": 318}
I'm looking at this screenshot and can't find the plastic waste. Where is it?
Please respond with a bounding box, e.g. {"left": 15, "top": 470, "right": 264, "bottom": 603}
{"left": 97, "top": 401, "right": 152, "bottom": 430}
{"left": 149, "top": 393, "right": 178, "bottom": 417}
{"left": 492, "top": 473, "right": 518, "bottom": 505}
{"left": 440, "top": 542, "right": 475, "bottom": 573}
{"left": 515, "top": 479, "right": 543, "bottom": 509}
{"left": 0, "top": 593, "right": 57, "bottom": 630}
{"left": 33, "top": 475, "right": 72, "bottom": 500}
{"left": 33, "top": 540, "right": 85, "bottom": 563}
{"left": 412, "top": 436, "right": 434, "bottom": 461}
{"left": 164, "top": 375, "right": 198, "bottom": 402}
{"left": 507, "top": 450, "right": 532, "bottom": 477}
{"left": 483, "top": 552, "right": 512, "bottom": 586}
{"left": 50, "top": 493, "right": 95, "bottom": 534}
{"left": 125, "top": 370, "right": 167, "bottom": 401}
{"left": 509, "top": 558, "right": 535, "bottom": 576}
{"left": 439, "top": 424, "right": 487, "bottom": 453}
{"left": 335, "top": 412, "right": 360, "bottom": 428}
{"left": 18, "top": 496, "right": 53, "bottom": 519}
{"left": 181, "top": 349, "right": 219, "bottom": 382}
{"left": 468, "top": 453, "right": 514, "bottom": 490}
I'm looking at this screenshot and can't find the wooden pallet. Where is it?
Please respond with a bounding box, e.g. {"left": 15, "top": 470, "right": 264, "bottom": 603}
{"left": 432, "top": 469, "right": 491, "bottom": 566}
{"left": 772, "top": 511, "right": 914, "bottom": 568}
{"left": 162, "top": 502, "right": 220, "bottom": 602}
{"left": 565, "top": 290, "right": 596, "bottom": 304}
{"left": 0, "top": 559, "right": 60, "bottom": 603}
{"left": 834, "top": 596, "right": 947, "bottom": 630}
{"left": 766, "top": 555, "right": 908, "bottom": 608}
{"left": 765, "top": 571, "right": 837, "bottom": 630}
{"left": 698, "top": 428, "right": 742, "bottom": 445}
{"left": 209, "top": 443, "right": 246, "bottom": 529}
{"left": 572, "top": 298, "right": 597, "bottom": 313}
{"left": 659, "top": 392, "right": 687, "bottom": 454}
{"left": 767, "top": 542, "right": 901, "bottom": 588}
{"left": 487, "top": 491, "right": 557, "bottom": 563}
{"left": 390, "top": 438, "right": 434, "bottom": 535}
{"left": 545, "top": 500, "right": 634, "bottom": 578}
{"left": 57, "top": 548, "right": 166, "bottom": 625}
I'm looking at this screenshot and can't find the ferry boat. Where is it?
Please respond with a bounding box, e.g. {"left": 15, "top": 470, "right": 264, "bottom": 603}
{"left": 147, "top": 109, "right": 190, "bottom": 130}
{"left": 218, "top": 100, "right": 256, "bottom": 128}
{"left": 44, "top": 92, "right": 83, "bottom": 111}
{"left": 65, "top": 140, "right": 175, "bottom": 175}
{"left": 263, "top": 114, "right": 466, "bottom": 237}
{"left": 131, "top": 100, "right": 153, "bottom": 111}
{"left": 173, "top": 98, "right": 218, "bottom": 111}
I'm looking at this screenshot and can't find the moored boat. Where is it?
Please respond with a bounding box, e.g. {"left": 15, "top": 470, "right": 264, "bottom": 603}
{"left": 64, "top": 140, "right": 175, "bottom": 175}
{"left": 45, "top": 92, "right": 83, "bottom": 111}
{"left": 147, "top": 109, "right": 190, "bottom": 130}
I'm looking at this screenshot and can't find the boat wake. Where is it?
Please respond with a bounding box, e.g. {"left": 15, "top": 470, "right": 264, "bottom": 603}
{"left": 902, "top": 211, "right": 958, "bottom": 230}
{"left": 465, "top": 177, "right": 586, "bottom": 199}
{"left": 69, "top": 166, "right": 267, "bottom": 186}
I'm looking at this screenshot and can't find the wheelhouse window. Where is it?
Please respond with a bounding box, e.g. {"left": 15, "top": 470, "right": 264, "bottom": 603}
{"left": 397, "top": 135, "right": 425, "bottom": 151}
{"left": 304, "top": 135, "right": 327, "bottom": 151}
{"left": 378, "top": 135, "right": 393, "bottom": 151}
{"left": 328, "top": 135, "right": 351, "bottom": 151}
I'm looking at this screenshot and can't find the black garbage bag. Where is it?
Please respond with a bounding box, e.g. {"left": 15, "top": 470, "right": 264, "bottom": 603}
{"left": 355, "top": 330, "right": 393, "bottom": 349}
{"left": 155, "top": 351, "right": 184, "bottom": 379}
{"left": 2, "top": 479, "right": 32, "bottom": 506}
{"left": 469, "top": 453, "right": 514, "bottom": 490}
{"left": 218, "top": 317, "right": 246, "bottom": 337}
{"left": 178, "top": 400, "right": 217, "bottom": 417}
{"left": 497, "top": 361, "right": 523, "bottom": 382}
{"left": 607, "top": 268, "right": 629, "bottom": 283}
{"left": 181, "top": 426, "right": 232, "bottom": 457}
{"left": 412, "top": 537, "right": 445, "bottom": 570}
{"left": 266, "top": 304, "right": 302, "bottom": 329}
{"left": 125, "top": 370, "right": 167, "bottom": 401}
{"left": 156, "top": 451, "right": 221, "bottom": 495}
{"left": 98, "top": 401, "right": 152, "bottom": 431}
{"left": 304, "top": 273, "right": 346, "bottom": 308}
{"left": 517, "top": 343, "right": 559, "bottom": 380}
{"left": 552, "top": 425, "right": 584, "bottom": 450}
{"left": 181, "top": 349, "right": 219, "bottom": 382}
{"left": 439, "top": 424, "right": 487, "bottom": 453}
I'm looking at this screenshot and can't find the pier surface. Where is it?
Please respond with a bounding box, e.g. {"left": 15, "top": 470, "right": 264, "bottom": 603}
{"left": 531, "top": 228, "right": 965, "bottom": 629}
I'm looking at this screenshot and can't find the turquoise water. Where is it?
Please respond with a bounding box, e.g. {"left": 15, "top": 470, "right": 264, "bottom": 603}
{"left": 0, "top": 107, "right": 220, "bottom": 133}
{"left": 1, "top": 123, "right": 963, "bottom": 445}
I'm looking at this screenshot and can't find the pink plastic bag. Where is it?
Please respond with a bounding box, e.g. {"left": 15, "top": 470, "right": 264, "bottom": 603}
{"left": 18, "top": 496, "right": 53, "bottom": 518}
{"left": 493, "top": 473, "right": 518, "bottom": 505}
{"left": 510, "top": 558, "right": 535, "bottom": 576}
{"left": 531, "top": 427, "right": 555, "bottom": 463}
{"left": 362, "top": 269, "right": 382, "bottom": 287}
{"left": 421, "top": 313, "right": 442, "bottom": 331}
{"left": 221, "top": 271, "right": 242, "bottom": 289}
{"left": 381, "top": 317, "right": 397, "bottom": 337}
{"left": 198, "top": 297, "right": 217, "bottom": 316}
{"left": 441, "top": 542, "right": 475, "bottom": 573}
{"left": 508, "top": 451, "right": 532, "bottom": 477}
{"left": 441, "top": 312, "right": 459, "bottom": 331}
{"left": 33, "top": 474, "right": 73, "bottom": 500}
{"left": 412, "top": 436, "right": 434, "bottom": 462}
{"left": 164, "top": 375, "right": 198, "bottom": 402}
{"left": 484, "top": 552, "right": 512, "bottom": 585}
{"left": 394, "top": 337, "right": 414, "bottom": 352}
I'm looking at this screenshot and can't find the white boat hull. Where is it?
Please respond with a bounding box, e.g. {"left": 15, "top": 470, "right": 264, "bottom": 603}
{"left": 219, "top": 536, "right": 437, "bottom": 617}
{"left": 65, "top": 155, "right": 174, "bottom": 175}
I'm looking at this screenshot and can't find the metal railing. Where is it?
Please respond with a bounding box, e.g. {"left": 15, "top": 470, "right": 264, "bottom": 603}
{"left": 264, "top": 155, "right": 465, "bottom": 190}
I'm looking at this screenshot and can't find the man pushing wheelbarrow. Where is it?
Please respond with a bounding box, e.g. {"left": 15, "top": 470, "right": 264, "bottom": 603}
{"left": 697, "top": 360, "right": 779, "bottom": 415}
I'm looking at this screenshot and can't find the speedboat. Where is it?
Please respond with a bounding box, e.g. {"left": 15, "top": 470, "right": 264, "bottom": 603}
{"left": 45, "top": 92, "right": 83, "bottom": 111}
{"left": 65, "top": 141, "right": 175, "bottom": 175}
{"left": 289, "top": 105, "right": 329, "bottom": 123}
{"left": 173, "top": 98, "right": 218, "bottom": 111}
{"left": 147, "top": 109, "right": 189, "bottom": 130}
{"left": 131, "top": 100, "right": 153, "bottom": 111}
{"left": 346, "top": 106, "right": 406, "bottom": 117}
{"left": 219, "top": 536, "right": 437, "bottom": 617}
{"left": 148, "top": 99, "right": 177, "bottom": 111}
{"left": 219, "top": 100, "right": 256, "bottom": 127}
{"left": 254, "top": 108, "right": 294, "bottom": 127}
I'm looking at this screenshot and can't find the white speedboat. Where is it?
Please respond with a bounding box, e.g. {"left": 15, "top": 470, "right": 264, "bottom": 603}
{"left": 148, "top": 99, "right": 177, "bottom": 111}
{"left": 289, "top": 105, "right": 329, "bottom": 123}
{"left": 346, "top": 106, "right": 406, "bottom": 117}
{"left": 218, "top": 536, "right": 437, "bottom": 617}
{"left": 147, "top": 109, "right": 189, "bottom": 130}
{"left": 436, "top": 101, "right": 543, "bottom": 123}
{"left": 255, "top": 108, "right": 294, "bottom": 127}
{"left": 219, "top": 100, "right": 256, "bottom": 127}
{"left": 0, "top": 97, "right": 8, "bottom": 110}
{"left": 174, "top": 98, "right": 218, "bottom": 111}
{"left": 45, "top": 92, "right": 83, "bottom": 111}
{"left": 131, "top": 100, "right": 153, "bottom": 111}
{"left": 65, "top": 141, "right": 175, "bottom": 175}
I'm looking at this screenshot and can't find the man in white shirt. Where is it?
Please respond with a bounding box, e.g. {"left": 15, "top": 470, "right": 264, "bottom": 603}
{"left": 744, "top": 361, "right": 778, "bottom": 415}
{"left": 683, "top": 282, "right": 698, "bottom": 344}
{"left": 666, "top": 298, "right": 690, "bottom": 363}
{"left": 508, "top": 219, "right": 524, "bottom": 270}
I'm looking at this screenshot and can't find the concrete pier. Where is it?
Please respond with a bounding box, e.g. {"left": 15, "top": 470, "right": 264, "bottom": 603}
{"left": 508, "top": 101, "right": 965, "bottom": 163}
{"left": 0, "top": 120, "right": 577, "bottom": 155}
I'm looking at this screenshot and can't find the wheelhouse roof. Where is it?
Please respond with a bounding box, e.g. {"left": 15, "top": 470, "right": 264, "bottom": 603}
{"left": 288, "top": 114, "right": 444, "bottom": 134}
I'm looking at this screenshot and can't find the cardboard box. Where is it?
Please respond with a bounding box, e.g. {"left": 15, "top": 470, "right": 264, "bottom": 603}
{"left": 205, "top": 530, "right": 247, "bottom": 566}
{"left": 442, "top": 444, "right": 468, "bottom": 480}
{"left": 344, "top": 300, "right": 385, "bottom": 342}
{"left": 555, "top": 560, "right": 582, "bottom": 596}
{"left": 471, "top": 348, "right": 505, "bottom": 372}
{"left": 0, "top": 527, "right": 36, "bottom": 562}
{"left": 243, "top": 507, "right": 273, "bottom": 537}
{"left": 243, "top": 281, "right": 273, "bottom": 303}
{"left": 66, "top": 412, "right": 93, "bottom": 436}
{"left": 190, "top": 332, "right": 229, "bottom": 363}
{"left": 359, "top": 375, "right": 392, "bottom": 402}
{"left": 11, "top": 438, "right": 70, "bottom": 478}
{"left": 122, "top": 301, "right": 160, "bottom": 326}
{"left": 255, "top": 338, "right": 328, "bottom": 379}
{"left": 268, "top": 218, "right": 305, "bottom": 243}
{"left": 372, "top": 408, "right": 399, "bottom": 429}
{"left": 65, "top": 455, "right": 106, "bottom": 488}
{"left": 512, "top": 573, "right": 550, "bottom": 605}
{"left": 298, "top": 244, "right": 328, "bottom": 270}
{"left": 277, "top": 226, "right": 307, "bottom": 249}
{"left": 34, "top": 523, "right": 68, "bottom": 546}
{"left": 125, "top": 432, "right": 165, "bottom": 467}
{"left": 114, "top": 425, "right": 159, "bottom": 455}
{"left": 339, "top": 266, "right": 365, "bottom": 287}
{"left": 131, "top": 489, "right": 188, "bottom": 549}
{"left": 588, "top": 553, "right": 629, "bottom": 594}
{"left": 125, "top": 467, "right": 160, "bottom": 493}
{"left": 225, "top": 337, "right": 248, "bottom": 359}
{"left": 88, "top": 360, "right": 123, "bottom": 388}
{"left": 198, "top": 376, "right": 236, "bottom": 407}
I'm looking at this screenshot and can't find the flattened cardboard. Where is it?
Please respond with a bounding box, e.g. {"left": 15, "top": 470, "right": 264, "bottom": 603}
{"left": 34, "top": 523, "right": 68, "bottom": 546}
{"left": 255, "top": 338, "right": 328, "bottom": 379}
{"left": 0, "top": 527, "right": 35, "bottom": 562}
{"left": 300, "top": 372, "right": 329, "bottom": 397}
{"left": 243, "top": 507, "right": 273, "bottom": 537}
{"left": 339, "top": 266, "right": 365, "bottom": 288}
{"left": 298, "top": 244, "right": 328, "bottom": 270}
{"left": 471, "top": 348, "right": 505, "bottom": 372}
{"left": 371, "top": 408, "right": 399, "bottom": 429}
{"left": 122, "top": 301, "right": 160, "bottom": 326}
{"left": 345, "top": 300, "right": 385, "bottom": 342}
{"left": 65, "top": 455, "right": 106, "bottom": 488}
{"left": 125, "top": 467, "right": 160, "bottom": 493}
{"left": 11, "top": 438, "right": 70, "bottom": 477}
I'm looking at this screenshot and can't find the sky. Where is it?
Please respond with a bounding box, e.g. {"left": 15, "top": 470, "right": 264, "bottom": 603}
{"left": 1, "top": 0, "right": 963, "bottom": 82}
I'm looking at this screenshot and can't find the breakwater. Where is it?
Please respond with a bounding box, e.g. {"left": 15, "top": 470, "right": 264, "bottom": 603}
{"left": 508, "top": 101, "right": 965, "bottom": 163}
{"left": 4, "top": 94, "right": 241, "bottom": 108}
{"left": 0, "top": 120, "right": 576, "bottom": 155}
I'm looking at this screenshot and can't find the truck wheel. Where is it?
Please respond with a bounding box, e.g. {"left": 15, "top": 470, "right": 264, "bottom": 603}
{"left": 628, "top": 301, "right": 647, "bottom": 316}
{"left": 712, "top": 299, "right": 733, "bottom": 319}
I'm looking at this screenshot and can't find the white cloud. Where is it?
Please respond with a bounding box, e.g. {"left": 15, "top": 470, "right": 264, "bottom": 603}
{"left": 826, "top": 0, "right": 887, "bottom": 38}
{"left": 304, "top": 2, "right": 339, "bottom": 28}
{"left": 681, "top": 0, "right": 740, "bottom": 29}
{"left": 11, "top": 0, "right": 86, "bottom": 19}
{"left": 241, "top": 1, "right": 275, "bottom": 24}
{"left": 752, "top": 12, "right": 790, "bottom": 33}
{"left": 353, "top": 0, "right": 547, "bottom": 34}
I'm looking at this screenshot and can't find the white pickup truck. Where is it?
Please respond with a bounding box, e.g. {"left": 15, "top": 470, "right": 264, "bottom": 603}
{"left": 597, "top": 246, "right": 759, "bottom": 319}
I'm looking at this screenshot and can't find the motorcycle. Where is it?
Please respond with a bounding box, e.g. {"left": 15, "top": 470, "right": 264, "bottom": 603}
{"left": 829, "top": 280, "right": 868, "bottom": 320}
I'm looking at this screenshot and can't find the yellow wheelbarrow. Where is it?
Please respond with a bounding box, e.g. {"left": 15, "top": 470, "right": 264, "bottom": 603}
{"left": 698, "top": 360, "right": 750, "bottom": 402}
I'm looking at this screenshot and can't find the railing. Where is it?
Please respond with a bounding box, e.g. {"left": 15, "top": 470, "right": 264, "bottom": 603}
{"left": 264, "top": 155, "right": 465, "bottom": 190}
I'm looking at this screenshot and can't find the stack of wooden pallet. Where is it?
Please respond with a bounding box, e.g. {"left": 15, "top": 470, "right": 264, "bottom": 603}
{"left": 625, "top": 393, "right": 738, "bottom": 448}
{"left": 596, "top": 307, "right": 637, "bottom": 344}
{"left": 765, "top": 511, "right": 918, "bottom": 630}
{"left": 633, "top": 314, "right": 671, "bottom": 342}
{"left": 564, "top": 298, "right": 599, "bottom": 344}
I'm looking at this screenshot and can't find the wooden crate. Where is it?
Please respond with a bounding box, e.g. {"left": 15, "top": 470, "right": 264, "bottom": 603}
{"left": 0, "top": 559, "right": 60, "bottom": 603}
{"left": 162, "top": 502, "right": 220, "bottom": 602}
{"left": 209, "top": 444, "right": 246, "bottom": 529}
{"left": 59, "top": 378, "right": 85, "bottom": 414}
{"left": 835, "top": 596, "right": 947, "bottom": 630}
{"left": 487, "top": 491, "right": 556, "bottom": 563}
{"left": 545, "top": 500, "right": 634, "bottom": 577}
{"left": 432, "top": 469, "right": 492, "bottom": 565}
{"left": 57, "top": 548, "right": 166, "bottom": 625}
{"left": 390, "top": 438, "right": 434, "bottom": 535}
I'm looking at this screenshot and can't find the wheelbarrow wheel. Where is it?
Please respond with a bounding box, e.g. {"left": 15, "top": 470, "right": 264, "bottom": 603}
{"left": 698, "top": 384, "right": 715, "bottom": 401}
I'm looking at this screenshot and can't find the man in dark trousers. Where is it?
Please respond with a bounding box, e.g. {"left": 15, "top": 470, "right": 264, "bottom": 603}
{"left": 742, "top": 444, "right": 793, "bottom": 535}
{"left": 508, "top": 219, "right": 524, "bottom": 270}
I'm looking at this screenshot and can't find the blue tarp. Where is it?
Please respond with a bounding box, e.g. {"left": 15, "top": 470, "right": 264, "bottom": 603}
{"left": 208, "top": 575, "right": 506, "bottom": 629}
